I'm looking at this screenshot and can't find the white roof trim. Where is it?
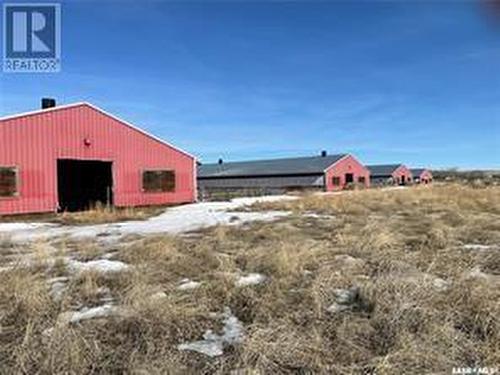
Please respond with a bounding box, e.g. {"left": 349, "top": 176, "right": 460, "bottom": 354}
{"left": 0, "top": 102, "right": 196, "bottom": 160}
{"left": 0, "top": 102, "right": 87, "bottom": 121}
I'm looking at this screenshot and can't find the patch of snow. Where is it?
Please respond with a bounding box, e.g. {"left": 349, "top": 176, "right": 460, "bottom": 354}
{"left": 59, "top": 304, "right": 116, "bottom": 324}
{"left": 1, "top": 195, "right": 292, "bottom": 243}
{"left": 235, "top": 273, "right": 266, "bottom": 287}
{"left": 68, "top": 259, "right": 129, "bottom": 273}
{"left": 303, "top": 212, "right": 335, "bottom": 219}
{"left": 333, "top": 287, "right": 359, "bottom": 304}
{"left": 432, "top": 277, "right": 451, "bottom": 292}
{"left": 47, "top": 276, "right": 69, "bottom": 302}
{"left": 150, "top": 291, "right": 167, "bottom": 300}
{"left": 230, "top": 195, "right": 297, "bottom": 205}
{"left": 327, "top": 303, "right": 352, "bottom": 313}
{"left": 178, "top": 307, "right": 244, "bottom": 357}
{"left": 177, "top": 278, "right": 202, "bottom": 291}
{"left": 0, "top": 223, "right": 55, "bottom": 232}
{"left": 327, "top": 287, "right": 359, "bottom": 314}
{"left": 463, "top": 244, "right": 494, "bottom": 251}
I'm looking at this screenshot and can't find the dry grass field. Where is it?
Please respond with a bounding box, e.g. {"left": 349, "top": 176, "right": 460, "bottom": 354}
{"left": 0, "top": 184, "right": 499, "bottom": 374}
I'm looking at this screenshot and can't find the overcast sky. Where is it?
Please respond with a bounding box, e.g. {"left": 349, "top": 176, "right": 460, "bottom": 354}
{"left": 1, "top": 1, "right": 499, "bottom": 169}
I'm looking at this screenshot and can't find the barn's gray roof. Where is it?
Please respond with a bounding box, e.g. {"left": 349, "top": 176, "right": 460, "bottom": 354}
{"left": 366, "top": 164, "right": 403, "bottom": 177}
{"left": 198, "top": 154, "right": 348, "bottom": 178}
{"left": 410, "top": 168, "right": 427, "bottom": 176}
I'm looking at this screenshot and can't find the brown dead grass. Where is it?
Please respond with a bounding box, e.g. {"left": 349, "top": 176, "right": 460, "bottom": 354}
{"left": 55, "top": 204, "right": 166, "bottom": 225}
{"left": 0, "top": 203, "right": 166, "bottom": 226}
{"left": 0, "top": 184, "right": 499, "bottom": 373}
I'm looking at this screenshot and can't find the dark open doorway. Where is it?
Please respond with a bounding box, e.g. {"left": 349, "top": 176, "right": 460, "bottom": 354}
{"left": 400, "top": 175, "right": 406, "bottom": 185}
{"left": 345, "top": 173, "right": 354, "bottom": 184}
{"left": 57, "top": 159, "right": 113, "bottom": 212}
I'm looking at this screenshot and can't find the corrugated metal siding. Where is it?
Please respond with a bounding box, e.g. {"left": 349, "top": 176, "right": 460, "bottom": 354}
{"left": 413, "top": 169, "right": 432, "bottom": 183}
{"left": 392, "top": 165, "right": 413, "bottom": 184}
{"left": 369, "top": 165, "right": 412, "bottom": 185}
{"left": 198, "top": 174, "right": 325, "bottom": 189}
{"left": 0, "top": 104, "right": 195, "bottom": 215}
{"left": 324, "top": 155, "right": 370, "bottom": 191}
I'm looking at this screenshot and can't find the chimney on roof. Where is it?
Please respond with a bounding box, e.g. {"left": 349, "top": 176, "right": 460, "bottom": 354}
{"left": 218, "top": 158, "right": 223, "bottom": 165}
{"left": 321, "top": 150, "right": 327, "bottom": 157}
{"left": 41, "top": 98, "right": 56, "bottom": 109}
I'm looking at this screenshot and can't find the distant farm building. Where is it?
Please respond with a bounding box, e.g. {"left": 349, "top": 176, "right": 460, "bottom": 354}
{"left": 367, "top": 164, "right": 413, "bottom": 185}
{"left": 0, "top": 101, "right": 196, "bottom": 215}
{"left": 198, "top": 153, "right": 370, "bottom": 198}
{"left": 410, "top": 168, "right": 433, "bottom": 184}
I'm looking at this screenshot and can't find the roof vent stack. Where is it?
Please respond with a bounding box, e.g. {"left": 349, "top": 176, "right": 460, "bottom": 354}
{"left": 218, "top": 158, "right": 223, "bottom": 165}
{"left": 41, "top": 98, "right": 56, "bottom": 109}
{"left": 321, "top": 150, "right": 327, "bottom": 157}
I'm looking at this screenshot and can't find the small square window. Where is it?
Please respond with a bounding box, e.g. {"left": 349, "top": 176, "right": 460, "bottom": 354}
{"left": 358, "top": 176, "right": 366, "bottom": 184}
{"left": 0, "top": 167, "right": 18, "bottom": 197}
{"left": 142, "top": 170, "right": 175, "bottom": 193}
{"left": 332, "top": 177, "right": 341, "bottom": 186}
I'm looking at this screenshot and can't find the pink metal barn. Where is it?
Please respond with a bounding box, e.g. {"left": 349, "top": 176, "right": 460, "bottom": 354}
{"left": 391, "top": 165, "right": 413, "bottom": 185}
{"left": 0, "top": 102, "right": 196, "bottom": 215}
{"left": 367, "top": 164, "right": 413, "bottom": 185}
{"left": 410, "top": 168, "right": 433, "bottom": 184}
{"left": 324, "top": 154, "right": 370, "bottom": 191}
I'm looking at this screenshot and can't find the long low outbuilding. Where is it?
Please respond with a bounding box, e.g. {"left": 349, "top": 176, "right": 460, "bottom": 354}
{"left": 198, "top": 153, "right": 370, "bottom": 197}
{"left": 367, "top": 164, "right": 413, "bottom": 185}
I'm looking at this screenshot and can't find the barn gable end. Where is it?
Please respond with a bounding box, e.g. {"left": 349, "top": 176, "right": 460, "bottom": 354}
{"left": 0, "top": 103, "right": 196, "bottom": 215}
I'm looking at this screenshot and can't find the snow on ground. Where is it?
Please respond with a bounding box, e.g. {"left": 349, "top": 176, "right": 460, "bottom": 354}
{"left": 48, "top": 276, "right": 69, "bottom": 302}
{"left": 67, "top": 259, "right": 129, "bottom": 273}
{"left": 235, "top": 273, "right": 267, "bottom": 287}
{"left": 0, "top": 223, "right": 57, "bottom": 232}
{"left": 0, "top": 195, "right": 295, "bottom": 243}
{"left": 302, "top": 212, "right": 336, "bottom": 219}
{"left": 178, "top": 307, "right": 244, "bottom": 357}
{"left": 327, "top": 286, "right": 360, "bottom": 314}
{"left": 177, "top": 278, "right": 202, "bottom": 290}
{"left": 463, "top": 244, "right": 495, "bottom": 251}
{"left": 59, "top": 304, "right": 117, "bottom": 324}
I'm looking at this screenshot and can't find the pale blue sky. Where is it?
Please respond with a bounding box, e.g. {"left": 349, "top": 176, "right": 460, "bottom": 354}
{"left": 1, "top": 1, "right": 499, "bottom": 169}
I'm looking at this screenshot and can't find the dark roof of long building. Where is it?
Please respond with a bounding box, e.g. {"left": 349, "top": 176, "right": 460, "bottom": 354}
{"left": 366, "top": 164, "right": 404, "bottom": 177}
{"left": 410, "top": 168, "right": 428, "bottom": 176}
{"left": 198, "top": 154, "right": 348, "bottom": 178}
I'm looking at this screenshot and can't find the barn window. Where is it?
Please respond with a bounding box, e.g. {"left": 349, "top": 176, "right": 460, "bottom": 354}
{"left": 142, "top": 170, "right": 176, "bottom": 193}
{"left": 332, "top": 177, "right": 341, "bottom": 186}
{"left": 0, "top": 167, "right": 18, "bottom": 197}
{"left": 358, "top": 176, "right": 366, "bottom": 184}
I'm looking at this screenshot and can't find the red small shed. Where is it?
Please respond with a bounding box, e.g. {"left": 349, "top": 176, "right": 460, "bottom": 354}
{"left": 324, "top": 154, "right": 370, "bottom": 191}
{"left": 410, "top": 168, "right": 433, "bottom": 184}
{"left": 367, "top": 164, "right": 413, "bottom": 186}
{"left": 0, "top": 101, "right": 196, "bottom": 215}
